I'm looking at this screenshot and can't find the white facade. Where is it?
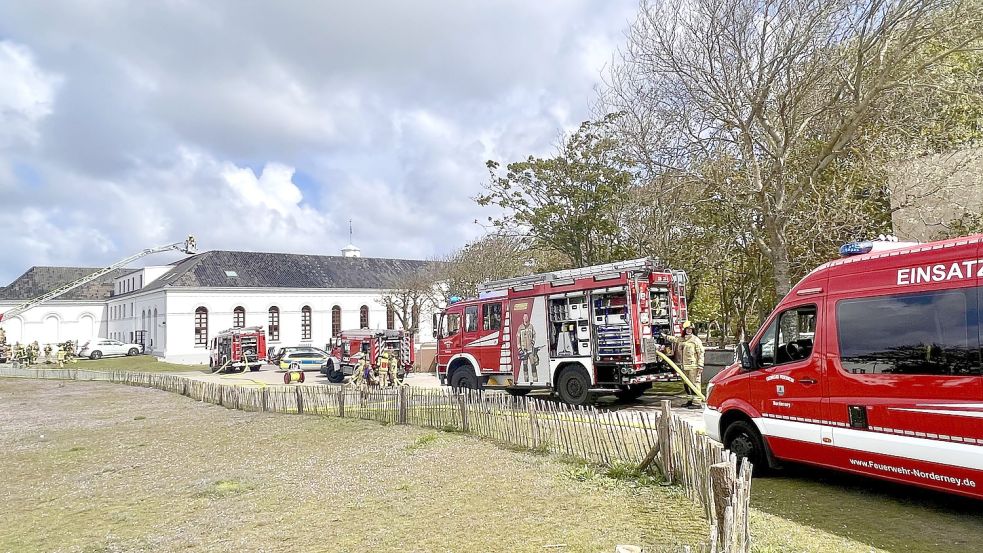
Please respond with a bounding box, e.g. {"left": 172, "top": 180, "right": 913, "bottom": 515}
{"left": 0, "top": 301, "right": 107, "bottom": 346}
{"left": 104, "top": 287, "right": 436, "bottom": 365}
{"left": 2, "top": 253, "right": 439, "bottom": 364}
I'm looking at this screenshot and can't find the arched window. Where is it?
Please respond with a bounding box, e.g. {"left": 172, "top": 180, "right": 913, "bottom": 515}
{"left": 301, "top": 306, "right": 312, "bottom": 340}
{"left": 268, "top": 306, "right": 280, "bottom": 341}
{"left": 387, "top": 306, "right": 395, "bottom": 330}
{"left": 359, "top": 305, "right": 369, "bottom": 329}
{"left": 194, "top": 307, "right": 208, "bottom": 346}
{"left": 331, "top": 305, "right": 341, "bottom": 337}
{"left": 233, "top": 306, "right": 246, "bottom": 328}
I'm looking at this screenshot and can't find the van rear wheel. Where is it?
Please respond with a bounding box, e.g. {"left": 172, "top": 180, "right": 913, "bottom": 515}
{"left": 723, "top": 420, "right": 767, "bottom": 475}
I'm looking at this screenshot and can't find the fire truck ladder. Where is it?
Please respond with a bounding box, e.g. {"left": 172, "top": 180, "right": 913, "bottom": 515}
{"left": 478, "top": 257, "right": 662, "bottom": 293}
{"left": 0, "top": 236, "right": 198, "bottom": 323}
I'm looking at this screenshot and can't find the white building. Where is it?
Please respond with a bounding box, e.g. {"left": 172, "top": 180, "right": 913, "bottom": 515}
{"left": 1, "top": 249, "right": 437, "bottom": 365}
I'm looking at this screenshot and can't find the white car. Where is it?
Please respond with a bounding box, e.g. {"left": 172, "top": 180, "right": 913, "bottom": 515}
{"left": 79, "top": 339, "right": 143, "bottom": 360}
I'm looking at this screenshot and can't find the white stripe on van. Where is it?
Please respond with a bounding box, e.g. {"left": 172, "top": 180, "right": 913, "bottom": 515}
{"left": 753, "top": 417, "right": 983, "bottom": 471}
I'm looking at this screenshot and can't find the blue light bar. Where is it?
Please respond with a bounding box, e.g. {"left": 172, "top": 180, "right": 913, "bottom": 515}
{"left": 839, "top": 241, "right": 874, "bottom": 257}
{"left": 449, "top": 296, "right": 462, "bottom": 304}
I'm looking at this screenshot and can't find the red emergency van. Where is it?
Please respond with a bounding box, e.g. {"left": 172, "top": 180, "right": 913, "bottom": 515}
{"left": 705, "top": 234, "right": 983, "bottom": 499}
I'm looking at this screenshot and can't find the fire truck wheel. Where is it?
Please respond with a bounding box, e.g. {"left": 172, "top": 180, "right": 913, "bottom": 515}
{"left": 249, "top": 365, "right": 261, "bottom": 372}
{"left": 615, "top": 384, "right": 650, "bottom": 402}
{"left": 325, "top": 361, "right": 345, "bottom": 384}
{"left": 723, "top": 420, "right": 766, "bottom": 474}
{"left": 450, "top": 366, "right": 481, "bottom": 391}
{"left": 557, "top": 366, "right": 591, "bottom": 405}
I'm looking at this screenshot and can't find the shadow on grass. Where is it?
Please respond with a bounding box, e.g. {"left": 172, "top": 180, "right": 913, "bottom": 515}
{"left": 752, "top": 462, "right": 983, "bottom": 553}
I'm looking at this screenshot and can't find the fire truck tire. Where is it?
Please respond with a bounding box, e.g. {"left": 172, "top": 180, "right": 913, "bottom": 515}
{"left": 127, "top": 348, "right": 140, "bottom": 356}
{"left": 325, "top": 361, "right": 345, "bottom": 383}
{"left": 557, "top": 366, "right": 591, "bottom": 405}
{"left": 723, "top": 420, "right": 766, "bottom": 474}
{"left": 615, "top": 383, "right": 651, "bottom": 402}
{"left": 249, "top": 365, "right": 261, "bottom": 372}
{"left": 450, "top": 366, "right": 481, "bottom": 391}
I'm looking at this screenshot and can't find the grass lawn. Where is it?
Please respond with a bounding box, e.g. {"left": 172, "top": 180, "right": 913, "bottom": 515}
{"left": 0, "top": 380, "right": 884, "bottom": 553}
{"left": 64, "top": 354, "right": 208, "bottom": 373}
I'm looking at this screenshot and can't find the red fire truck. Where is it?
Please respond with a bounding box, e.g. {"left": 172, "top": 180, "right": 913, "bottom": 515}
{"left": 705, "top": 235, "right": 983, "bottom": 499}
{"left": 322, "top": 328, "right": 415, "bottom": 383}
{"left": 209, "top": 326, "right": 267, "bottom": 373}
{"left": 435, "top": 258, "right": 689, "bottom": 405}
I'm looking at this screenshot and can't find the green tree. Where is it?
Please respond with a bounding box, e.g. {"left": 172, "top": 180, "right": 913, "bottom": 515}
{"left": 479, "top": 116, "right": 637, "bottom": 267}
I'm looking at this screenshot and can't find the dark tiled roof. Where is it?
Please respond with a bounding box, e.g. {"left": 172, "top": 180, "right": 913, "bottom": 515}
{"left": 141, "top": 250, "right": 433, "bottom": 291}
{"left": 0, "top": 267, "right": 131, "bottom": 301}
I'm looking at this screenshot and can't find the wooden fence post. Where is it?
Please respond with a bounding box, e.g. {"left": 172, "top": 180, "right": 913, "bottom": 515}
{"left": 709, "top": 461, "right": 736, "bottom": 552}
{"left": 398, "top": 385, "right": 408, "bottom": 425}
{"left": 338, "top": 388, "right": 346, "bottom": 418}
{"left": 456, "top": 392, "right": 469, "bottom": 432}
{"left": 659, "top": 400, "right": 674, "bottom": 483}
{"left": 528, "top": 400, "right": 540, "bottom": 449}
{"left": 295, "top": 386, "right": 304, "bottom": 415}
{"left": 261, "top": 387, "right": 269, "bottom": 412}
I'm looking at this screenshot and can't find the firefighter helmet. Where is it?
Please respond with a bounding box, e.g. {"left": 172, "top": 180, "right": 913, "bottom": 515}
{"left": 682, "top": 320, "right": 694, "bottom": 332}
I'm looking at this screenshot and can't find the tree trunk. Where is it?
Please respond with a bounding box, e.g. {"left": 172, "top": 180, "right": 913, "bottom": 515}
{"left": 763, "top": 214, "right": 793, "bottom": 298}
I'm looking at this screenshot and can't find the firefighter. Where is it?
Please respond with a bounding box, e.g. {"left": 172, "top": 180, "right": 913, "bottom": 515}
{"left": 43, "top": 343, "right": 52, "bottom": 364}
{"left": 663, "top": 321, "right": 705, "bottom": 408}
{"left": 380, "top": 350, "right": 400, "bottom": 387}
{"left": 349, "top": 353, "right": 368, "bottom": 388}
{"left": 28, "top": 341, "right": 40, "bottom": 365}
{"left": 56, "top": 344, "right": 67, "bottom": 368}
{"left": 377, "top": 351, "right": 393, "bottom": 388}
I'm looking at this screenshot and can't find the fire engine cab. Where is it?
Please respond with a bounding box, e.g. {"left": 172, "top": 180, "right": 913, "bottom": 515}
{"left": 705, "top": 234, "right": 983, "bottom": 499}
{"left": 435, "top": 257, "right": 689, "bottom": 405}
{"left": 209, "top": 326, "right": 267, "bottom": 373}
{"left": 322, "top": 328, "right": 415, "bottom": 383}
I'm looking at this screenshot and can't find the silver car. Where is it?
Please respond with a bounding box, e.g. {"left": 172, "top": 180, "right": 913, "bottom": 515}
{"left": 79, "top": 339, "right": 143, "bottom": 360}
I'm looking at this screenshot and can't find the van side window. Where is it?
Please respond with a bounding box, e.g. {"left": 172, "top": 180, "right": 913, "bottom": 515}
{"left": 758, "top": 305, "right": 817, "bottom": 367}
{"left": 837, "top": 288, "right": 981, "bottom": 376}
{"left": 465, "top": 305, "right": 479, "bottom": 333}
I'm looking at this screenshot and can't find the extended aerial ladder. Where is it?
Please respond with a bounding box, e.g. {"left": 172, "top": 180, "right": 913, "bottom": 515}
{"left": 0, "top": 236, "right": 197, "bottom": 323}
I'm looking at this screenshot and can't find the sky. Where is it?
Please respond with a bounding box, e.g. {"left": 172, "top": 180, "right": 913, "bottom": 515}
{"left": 0, "top": 0, "right": 637, "bottom": 284}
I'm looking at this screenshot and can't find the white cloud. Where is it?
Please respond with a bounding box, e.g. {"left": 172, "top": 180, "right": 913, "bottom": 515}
{"left": 0, "top": 41, "right": 62, "bottom": 148}
{"left": 0, "top": 1, "right": 639, "bottom": 283}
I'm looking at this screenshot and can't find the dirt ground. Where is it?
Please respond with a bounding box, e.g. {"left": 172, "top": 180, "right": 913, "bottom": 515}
{"left": 0, "top": 379, "right": 892, "bottom": 553}
{"left": 0, "top": 379, "right": 710, "bottom": 553}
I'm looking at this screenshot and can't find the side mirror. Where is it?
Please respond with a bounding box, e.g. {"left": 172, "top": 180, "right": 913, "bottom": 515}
{"left": 737, "top": 341, "right": 757, "bottom": 371}
{"left": 432, "top": 327, "right": 438, "bottom": 339}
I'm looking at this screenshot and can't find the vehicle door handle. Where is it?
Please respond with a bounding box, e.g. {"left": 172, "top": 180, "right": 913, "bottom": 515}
{"left": 800, "top": 378, "right": 817, "bottom": 385}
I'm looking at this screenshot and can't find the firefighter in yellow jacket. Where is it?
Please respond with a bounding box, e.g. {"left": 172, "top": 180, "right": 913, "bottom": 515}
{"left": 664, "top": 321, "right": 705, "bottom": 409}
{"left": 377, "top": 350, "right": 399, "bottom": 387}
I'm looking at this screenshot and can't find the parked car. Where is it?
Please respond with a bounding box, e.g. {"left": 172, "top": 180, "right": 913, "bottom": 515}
{"left": 278, "top": 348, "right": 330, "bottom": 371}
{"left": 79, "top": 339, "right": 143, "bottom": 360}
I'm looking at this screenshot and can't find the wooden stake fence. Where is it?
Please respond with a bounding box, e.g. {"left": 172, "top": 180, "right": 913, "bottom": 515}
{"left": 0, "top": 365, "right": 751, "bottom": 552}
